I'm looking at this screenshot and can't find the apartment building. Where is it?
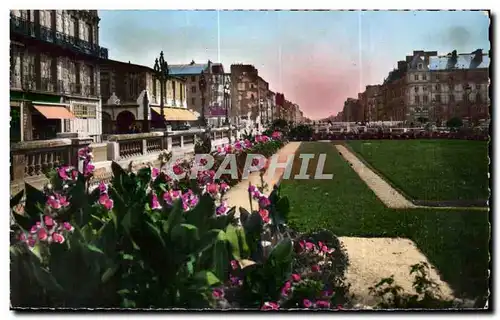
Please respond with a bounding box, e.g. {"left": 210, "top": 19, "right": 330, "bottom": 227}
{"left": 10, "top": 10, "right": 107, "bottom": 141}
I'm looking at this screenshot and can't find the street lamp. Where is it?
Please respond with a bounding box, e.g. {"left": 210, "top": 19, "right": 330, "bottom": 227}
{"left": 153, "top": 51, "right": 169, "bottom": 130}
{"left": 199, "top": 70, "right": 207, "bottom": 127}
{"left": 464, "top": 84, "right": 472, "bottom": 126}
{"left": 224, "top": 78, "right": 230, "bottom": 125}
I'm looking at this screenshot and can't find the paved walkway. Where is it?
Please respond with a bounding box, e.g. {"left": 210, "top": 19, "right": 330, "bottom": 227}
{"left": 225, "top": 142, "right": 302, "bottom": 217}
{"left": 335, "top": 144, "right": 417, "bottom": 209}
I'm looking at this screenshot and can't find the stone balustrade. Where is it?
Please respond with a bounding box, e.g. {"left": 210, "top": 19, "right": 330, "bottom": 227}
{"left": 10, "top": 127, "right": 239, "bottom": 194}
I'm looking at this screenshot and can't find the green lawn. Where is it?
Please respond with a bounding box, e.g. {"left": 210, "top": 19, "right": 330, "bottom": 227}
{"left": 280, "top": 142, "right": 489, "bottom": 301}
{"left": 346, "top": 140, "right": 490, "bottom": 201}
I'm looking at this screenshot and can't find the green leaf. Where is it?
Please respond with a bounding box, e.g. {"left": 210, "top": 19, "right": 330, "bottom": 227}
{"left": 101, "top": 265, "right": 119, "bottom": 283}
{"left": 212, "top": 231, "right": 228, "bottom": 281}
{"left": 268, "top": 237, "right": 293, "bottom": 263}
{"left": 194, "top": 270, "right": 221, "bottom": 286}
{"left": 225, "top": 224, "right": 240, "bottom": 260}
{"left": 86, "top": 244, "right": 104, "bottom": 254}
{"left": 276, "top": 197, "right": 290, "bottom": 219}
{"left": 24, "top": 183, "right": 46, "bottom": 219}
{"left": 146, "top": 221, "right": 166, "bottom": 248}
{"left": 10, "top": 190, "right": 24, "bottom": 209}
{"left": 236, "top": 227, "right": 251, "bottom": 258}
{"left": 162, "top": 199, "right": 184, "bottom": 235}
{"left": 171, "top": 223, "right": 200, "bottom": 245}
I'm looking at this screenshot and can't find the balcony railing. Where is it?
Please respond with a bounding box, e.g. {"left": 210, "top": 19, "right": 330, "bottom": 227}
{"left": 10, "top": 15, "right": 109, "bottom": 60}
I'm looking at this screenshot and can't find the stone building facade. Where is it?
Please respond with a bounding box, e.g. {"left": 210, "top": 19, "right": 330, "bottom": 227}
{"left": 100, "top": 59, "right": 190, "bottom": 133}
{"left": 428, "top": 49, "right": 490, "bottom": 125}
{"left": 10, "top": 10, "right": 107, "bottom": 142}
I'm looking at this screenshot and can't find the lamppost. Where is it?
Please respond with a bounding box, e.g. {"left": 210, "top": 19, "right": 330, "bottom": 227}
{"left": 464, "top": 84, "right": 472, "bottom": 127}
{"left": 224, "top": 78, "right": 230, "bottom": 125}
{"left": 199, "top": 70, "right": 207, "bottom": 127}
{"left": 153, "top": 51, "right": 169, "bottom": 130}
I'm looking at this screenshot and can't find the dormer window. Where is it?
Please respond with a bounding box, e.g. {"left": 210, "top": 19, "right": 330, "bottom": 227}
{"left": 417, "top": 63, "right": 423, "bottom": 70}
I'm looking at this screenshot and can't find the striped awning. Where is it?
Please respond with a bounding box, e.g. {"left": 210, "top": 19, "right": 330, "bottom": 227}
{"left": 151, "top": 107, "right": 198, "bottom": 121}
{"left": 33, "top": 105, "right": 76, "bottom": 119}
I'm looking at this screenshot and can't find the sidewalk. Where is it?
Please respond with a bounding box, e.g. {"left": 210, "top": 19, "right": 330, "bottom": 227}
{"left": 225, "top": 142, "right": 302, "bottom": 217}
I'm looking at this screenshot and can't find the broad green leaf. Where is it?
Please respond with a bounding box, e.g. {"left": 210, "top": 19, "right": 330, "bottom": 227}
{"left": 194, "top": 270, "right": 221, "bottom": 286}
{"left": 268, "top": 238, "right": 293, "bottom": 263}
{"left": 236, "top": 227, "right": 250, "bottom": 258}
{"left": 171, "top": 223, "right": 199, "bottom": 243}
{"left": 146, "top": 221, "right": 166, "bottom": 248}
{"left": 86, "top": 244, "right": 104, "bottom": 254}
{"left": 10, "top": 190, "right": 24, "bottom": 209}
{"left": 225, "top": 224, "right": 240, "bottom": 260}
{"left": 163, "top": 199, "right": 184, "bottom": 235}
{"left": 101, "top": 265, "right": 119, "bottom": 283}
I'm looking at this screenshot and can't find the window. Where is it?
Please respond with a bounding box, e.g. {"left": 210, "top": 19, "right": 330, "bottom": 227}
{"left": 414, "top": 74, "right": 419, "bottom": 81}
{"left": 449, "top": 94, "right": 455, "bottom": 102}
{"left": 172, "top": 81, "right": 176, "bottom": 102}
{"left": 476, "top": 92, "right": 482, "bottom": 103}
{"left": 191, "top": 85, "right": 196, "bottom": 93}
{"left": 423, "top": 86, "right": 428, "bottom": 92}
{"left": 423, "top": 95, "right": 428, "bottom": 103}
{"left": 191, "top": 76, "right": 196, "bottom": 82}
{"left": 71, "top": 17, "right": 78, "bottom": 38}
{"left": 86, "top": 22, "right": 93, "bottom": 43}
{"left": 435, "top": 84, "right": 440, "bottom": 91}
{"left": 435, "top": 74, "right": 440, "bottom": 81}
{"left": 417, "top": 63, "right": 423, "bottom": 70}
{"left": 435, "top": 94, "right": 441, "bottom": 103}
{"left": 191, "top": 97, "right": 196, "bottom": 105}
{"left": 72, "top": 104, "right": 96, "bottom": 118}
{"left": 476, "top": 84, "right": 481, "bottom": 90}
{"left": 415, "top": 96, "right": 420, "bottom": 104}
{"left": 422, "top": 73, "right": 427, "bottom": 81}
{"left": 414, "top": 86, "right": 419, "bottom": 93}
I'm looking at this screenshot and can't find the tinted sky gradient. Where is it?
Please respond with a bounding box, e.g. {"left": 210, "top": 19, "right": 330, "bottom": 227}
{"left": 99, "top": 10, "right": 490, "bottom": 119}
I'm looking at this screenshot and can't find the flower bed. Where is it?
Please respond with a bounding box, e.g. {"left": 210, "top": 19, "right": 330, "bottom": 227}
{"left": 303, "top": 131, "right": 489, "bottom": 141}
{"left": 10, "top": 131, "right": 354, "bottom": 310}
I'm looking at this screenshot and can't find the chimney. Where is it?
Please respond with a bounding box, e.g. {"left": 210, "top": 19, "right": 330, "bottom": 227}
{"left": 413, "top": 50, "right": 424, "bottom": 56}
{"left": 397, "top": 60, "right": 406, "bottom": 70}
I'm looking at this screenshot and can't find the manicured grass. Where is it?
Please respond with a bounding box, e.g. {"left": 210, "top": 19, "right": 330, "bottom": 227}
{"left": 346, "top": 140, "right": 490, "bottom": 201}
{"left": 280, "top": 142, "right": 489, "bottom": 300}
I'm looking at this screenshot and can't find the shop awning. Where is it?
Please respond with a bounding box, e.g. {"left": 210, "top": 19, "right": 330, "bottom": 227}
{"left": 33, "top": 105, "right": 76, "bottom": 119}
{"left": 151, "top": 107, "right": 198, "bottom": 121}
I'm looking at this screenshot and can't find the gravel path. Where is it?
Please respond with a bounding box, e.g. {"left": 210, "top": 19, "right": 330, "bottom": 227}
{"left": 335, "top": 144, "right": 417, "bottom": 209}
{"left": 341, "top": 236, "right": 455, "bottom": 307}
{"left": 225, "top": 142, "right": 302, "bottom": 217}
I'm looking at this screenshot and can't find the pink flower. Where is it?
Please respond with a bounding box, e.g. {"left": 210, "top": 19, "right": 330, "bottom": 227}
{"left": 315, "top": 300, "right": 331, "bottom": 308}
{"left": 261, "top": 302, "right": 279, "bottom": 310}
{"left": 27, "top": 237, "right": 36, "bottom": 247}
{"left": 57, "top": 166, "right": 70, "bottom": 180}
{"left": 173, "top": 165, "right": 184, "bottom": 175}
{"left": 291, "top": 273, "right": 301, "bottom": 282}
{"left": 224, "top": 145, "right": 233, "bottom": 153}
{"left": 302, "top": 299, "right": 312, "bottom": 308}
{"left": 99, "top": 194, "right": 114, "bottom": 210}
{"left": 84, "top": 162, "right": 95, "bottom": 177}
{"left": 248, "top": 184, "right": 257, "bottom": 193}
{"left": 220, "top": 182, "right": 229, "bottom": 193}
{"left": 230, "top": 276, "right": 242, "bottom": 286}
{"left": 259, "top": 196, "right": 271, "bottom": 208}
{"left": 244, "top": 139, "right": 252, "bottom": 148}
{"left": 305, "top": 242, "right": 315, "bottom": 251}
{"left": 37, "top": 228, "right": 48, "bottom": 241}
{"left": 271, "top": 131, "right": 282, "bottom": 139}
{"left": 217, "top": 146, "right": 223, "bottom": 153}
{"left": 151, "top": 193, "right": 161, "bottom": 210}
{"left": 30, "top": 222, "right": 41, "bottom": 233}
{"left": 98, "top": 182, "right": 108, "bottom": 194}
{"left": 206, "top": 183, "right": 219, "bottom": 195}
{"left": 234, "top": 141, "right": 243, "bottom": 150}
{"left": 252, "top": 158, "right": 260, "bottom": 166}
{"left": 51, "top": 232, "right": 65, "bottom": 244}
{"left": 216, "top": 202, "right": 229, "bottom": 216}
{"left": 259, "top": 209, "right": 270, "bottom": 223}
{"left": 62, "top": 222, "right": 74, "bottom": 232}
{"left": 44, "top": 215, "right": 55, "bottom": 229}
{"left": 299, "top": 240, "right": 306, "bottom": 250}
{"left": 322, "top": 289, "right": 334, "bottom": 297}
{"left": 311, "top": 265, "right": 320, "bottom": 272}
{"left": 152, "top": 167, "right": 160, "bottom": 179}
{"left": 212, "top": 288, "right": 224, "bottom": 299}
{"left": 230, "top": 260, "right": 239, "bottom": 270}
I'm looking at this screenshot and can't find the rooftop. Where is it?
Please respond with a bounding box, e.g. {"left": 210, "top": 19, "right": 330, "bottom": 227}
{"left": 429, "top": 52, "right": 490, "bottom": 70}
{"left": 169, "top": 62, "right": 208, "bottom": 75}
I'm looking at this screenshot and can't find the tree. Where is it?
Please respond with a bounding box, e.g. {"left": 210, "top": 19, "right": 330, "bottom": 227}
{"left": 446, "top": 117, "right": 463, "bottom": 128}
